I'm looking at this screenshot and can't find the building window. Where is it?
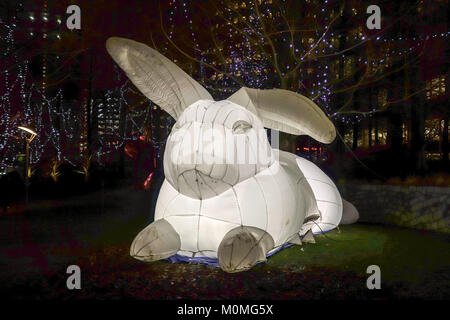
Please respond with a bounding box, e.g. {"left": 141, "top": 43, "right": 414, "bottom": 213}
{"left": 377, "top": 129, "right": 388, "bottom": 145}
{"left": 426, "top": 75, "right": 446, "bottom": 100}
{"left": 343, "top": 130, "right": 353, "bottom": 146}
{"left": 331, "top": 37, "right": 339, "bottom": 48}
{"left": 344, "top": 56, "right": 354, "bottom": 78}
{"left": 424, "top": 119, "right": 442, "bottom": 142}
{"left": 417, "top": 1, "right": 424, "bottom": 14}
{"left": 332, "top": 60, "right": 340, "bottom": 79}
{"left": 402, "top": 123, "right": 409, "bottom": 145}
{"left": 378, "top": 89, "right": 388, "bottom": 108}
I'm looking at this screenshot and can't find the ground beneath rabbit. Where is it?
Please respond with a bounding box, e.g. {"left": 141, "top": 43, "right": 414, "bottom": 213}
{"left": 2, "top": 224, "right": 449, "bottom": 300}
{"left": 2, "top": 242, "right": 393, "bottom": 300}
{"left": 0, "top": 194, "right": 448, "bottom": 300}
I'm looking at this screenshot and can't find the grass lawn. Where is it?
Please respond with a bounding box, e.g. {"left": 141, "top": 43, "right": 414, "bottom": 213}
{"left": 2, "top": 220, "right": 448, "bottom": 300}
{"left": 267, "top": 224, "right": 450, "bottom": 299}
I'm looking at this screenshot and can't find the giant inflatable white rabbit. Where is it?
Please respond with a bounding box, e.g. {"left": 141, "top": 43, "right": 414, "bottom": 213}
{"left": 106, "top": 37, "right": 358, "bottom": 273}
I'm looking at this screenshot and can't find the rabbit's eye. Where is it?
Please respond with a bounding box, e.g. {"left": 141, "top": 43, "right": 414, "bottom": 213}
{"left": 232, "top": 120, "right": 252, "bottom": 134}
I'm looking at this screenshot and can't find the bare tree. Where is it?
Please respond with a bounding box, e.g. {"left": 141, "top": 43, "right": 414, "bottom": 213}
{"left": 159, "top": 0, "right": 428, "bottom": 156}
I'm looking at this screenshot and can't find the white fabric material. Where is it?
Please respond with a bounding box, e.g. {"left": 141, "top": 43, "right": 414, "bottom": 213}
{"left": 228, "top": 87, "right": 336, "bottom": 144}
{"left": 341, "top": 199, "right": 359, "bottom": 224}
{"left": 106, "top": 37, "right": 349, "bottom": 261}
{"left": 156, "top": 133, "right": 343, "bottom": 258}
{"left": 164, "top": 100, "right": 273, "bottom": 200}
{"left": 154, "top": 101, "right": 342, "bottom": 257}
{"left": 155, "top": 158, "right": 309, "bottom": 257}
{"left": 296, "top": 157, "right": 343, "bottom": 234}
{"left": 106, "top": 37, "right": 212, "bottom": 119}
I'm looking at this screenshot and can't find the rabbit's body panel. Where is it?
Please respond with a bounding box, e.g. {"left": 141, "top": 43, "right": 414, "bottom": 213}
{"left": 296, "top": 156, "right": 343, "bottom": 234}
{"left": 277, "top": 149, "right": 343, "bottom": 234}
{"left": 154, "top": 156, "right": 317, "bottom": 258}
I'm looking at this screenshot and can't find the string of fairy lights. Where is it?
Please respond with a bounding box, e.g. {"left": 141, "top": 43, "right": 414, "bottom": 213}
{"left": 84, "top": 1, "right": 186, "bottom": 163}
{"left": 0, "top": 1, "right": 95, "bottom": 170}
{"left": 1, "top": 0, "right": 448, "bottom": 172}
{"left": 92, "top": 0, "right": 194, "bottom": 163}
{"left": 169, "top": 0, "right": 448, "bottom": 128}
{"left": 0, "top": 2, "right": 150, "bottom": 170}
{"left": 146, "top": 0, "right": 202, "bottom": 160}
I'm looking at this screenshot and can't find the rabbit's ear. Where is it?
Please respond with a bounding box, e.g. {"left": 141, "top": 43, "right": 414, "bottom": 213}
{"left": 228, "top": 87, "right": 336, "bottom": 144}
{"left": 106, "top": 37, "right": 213, "bottom": 120}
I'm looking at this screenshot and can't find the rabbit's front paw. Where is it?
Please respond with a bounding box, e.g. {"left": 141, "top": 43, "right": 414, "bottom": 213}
{"left": 130, "top": 219, "right": 181, "bottom": 262}
{"left": 218, "top": 226, "right": 274, "bottom": 273}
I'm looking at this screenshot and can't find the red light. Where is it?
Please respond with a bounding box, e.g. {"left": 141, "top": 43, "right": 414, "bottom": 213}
{"left": 143, "top": 172, "right": 153, "bottom": 190}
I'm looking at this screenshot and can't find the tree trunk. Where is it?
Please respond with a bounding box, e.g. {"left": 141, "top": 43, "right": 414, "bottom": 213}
{"left": 352, "top": 121, "right": 358, "bottom": 151}
{"left": 386, "top": 66, "right": 403, "bottom": 151}
{"left": 335, "top": 122, "right": 346, "bottom": 153}
{"left": 374, "top": 117, "right": 379, "bottom": 145}
{"left": 86, "top": 50, "right": 94, "bottom": 156}
{"left": 278, "top": 75, "right": 296, "bottom": 153}
{"left": 118, "top": 93, "right": 126, "bottom": 178}
{"left": 410, "top": 103, "right": 427, "bottom": 174}
{"left": 387, "top": 112, "right": 403, "bottom": 148}
{"left": 442, "top": 112, "right": 449, "bottom": 165}
{"left": 327, "top": 15, "right": 348, "bottom": 157}
{"left": 410, "top": 63, "right": 427, "bottom": 174}
{"left": 442, "top": 65, "right": 450, "bottom": 166}
{"left": 351, "top": 51, "right": 363, "bottom": 152}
